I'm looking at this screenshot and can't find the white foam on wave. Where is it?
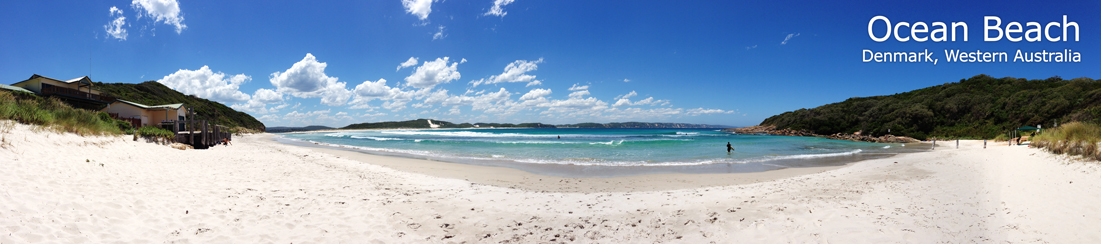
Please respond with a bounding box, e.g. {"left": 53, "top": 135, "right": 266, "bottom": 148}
{"left": 381, "top": 130, "right": 554, "bottom": 138}
{"left": 350, "top": 136, "right": 402, "bottom": 141}
{"left": 676, "top": 131, "right": 699, "bottom": 135}
{"left": 589, "top": 140, "right": 624, "bottom": 146}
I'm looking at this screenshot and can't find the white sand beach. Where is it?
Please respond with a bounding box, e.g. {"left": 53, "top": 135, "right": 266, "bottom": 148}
{"left": 2, "top": 122, "right": 1100, "bottom": 243}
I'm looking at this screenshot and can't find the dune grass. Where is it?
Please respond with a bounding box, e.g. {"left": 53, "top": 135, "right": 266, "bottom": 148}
{"left": 1032, "top": 122, "right": 1101, "bottom": 161}
{"left": 0, "top": 90, "right": 124, "bottom": 136}
{"left": 135, "top": 126, "right": 176, "bottom": 142}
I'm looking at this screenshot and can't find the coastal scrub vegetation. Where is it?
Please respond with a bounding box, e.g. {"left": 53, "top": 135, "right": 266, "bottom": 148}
{"left": 0, "top": 90, "right": 122, "bottom": 135}
{"left": 135, "top": 126, "right": 176, "bottom": 142}
{"left": 761, "top": 75, "right": 1101, "bottom": 140}
{"left": 1032, "top": 122, "right": 1101, "bottom": 161}
{"left": 94, "top": 81, "right": 266, "bottom": 132}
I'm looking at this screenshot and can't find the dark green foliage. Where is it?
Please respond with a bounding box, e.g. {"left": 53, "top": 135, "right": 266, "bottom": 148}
{"left": 135, "top": 126, "right": 175, "bottom": 141}
{"left": 0, "top": 90, "right": 122, "bottom": 135}
{"left": 94, "top": 81, "right": 265, "bottom": 132}
{"left": 760, "top": 75, "right": 1101, "bottom": 140}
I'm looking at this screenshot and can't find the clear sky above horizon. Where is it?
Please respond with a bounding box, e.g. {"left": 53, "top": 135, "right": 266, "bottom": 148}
{"left": 2, "top": 0, "right": 1097, "bottom": 127}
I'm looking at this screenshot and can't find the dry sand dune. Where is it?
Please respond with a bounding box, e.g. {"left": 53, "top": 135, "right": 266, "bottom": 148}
{"left": 2, "top": 121, "right": 1099, "bottom": 243}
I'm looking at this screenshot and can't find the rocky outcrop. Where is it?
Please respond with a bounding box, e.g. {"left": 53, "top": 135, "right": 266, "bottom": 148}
{"left": 723, "top": 125, "right": 920, "bottom": 143}
{"left": 824, "top": 133, "right": 919, "bottom": 143}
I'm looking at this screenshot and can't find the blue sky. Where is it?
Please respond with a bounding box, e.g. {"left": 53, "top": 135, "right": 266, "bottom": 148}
{"left": 1, "top": 0, "right": 1097, "bottom": 127}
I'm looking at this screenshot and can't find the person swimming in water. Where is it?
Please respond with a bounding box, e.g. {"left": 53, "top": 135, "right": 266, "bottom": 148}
{"left": 726, "top": 142, "right": 734, "bottom": 153}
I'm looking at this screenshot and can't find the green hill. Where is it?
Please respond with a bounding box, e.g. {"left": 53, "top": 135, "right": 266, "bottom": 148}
{"left": 759, "top": 75, "right": 1101, "bottom": 140}
{"left": 343, "top": 119, "right": 465, "bottom": 129}
{"left": 94, "top": 81, "right": 266, "bottom": 132}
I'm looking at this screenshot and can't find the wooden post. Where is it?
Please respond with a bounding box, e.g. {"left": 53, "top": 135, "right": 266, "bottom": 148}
{"left": 203, "top": 120, "right": 208, "bottom": 146}
{"left": 188, "top": 110, "right": 193, "bottom": 145}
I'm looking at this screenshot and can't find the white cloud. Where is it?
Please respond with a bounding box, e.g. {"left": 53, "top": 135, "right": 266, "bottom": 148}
{"left": 104, "top": 7, "right": 128, "bottom": 40}
{"left": 402, "top": 0, "right": 435, "bottom": 20}
{"left": 448, "top": 106, "right": 461, "bottom": 115}
{"left": 525, "top": 80, "right": 542, "bottom": 86}
{"left": 252, "top": 88, "right": 284, "bottom": 104}
{"left": 397, "top": 57, "right": 418, "bottom": 71}
{"left": 352, "top": 78, "right": 393, "bottom": 99}
{"left": 614, "top": 91, "right": 637, "bottom": 100}
{"left": 781, "top": 33, "right": 800, "bottom": 45}
{"left": 484, "top": 0, "right": 516, "bottom": 17}
{"left": 470, "top": 58, "right": 543, "bottom": 87}
{"left": 157, "top": 65, "right": 251, "bottom": 104}
{"left": 623, "top": 79, "right": 630, "bottom": 82}
{"left": 270, "top": 53, "right": 352, "bottom": 106}
{"left": 520, "top": 88, "right": 551, "bottom": 100}
{"left": 257, "top": 114, "right": 280, "bottom": 122}
{"left": 746, "top": 45, "right": 758, "bottom": 50}
{"left": 687, "top": 108, "right": 734, "bottom": 115}
{"left": 404, "top": 57, "right": 463, "bottom": 89}
{"left": 568, "top": 83, "right": 589, "bottom": 91}
{"left": 433, "top": 26, "right": 446, "bottom": 40}
{"left": 131, "top": 0, "right": 187, "bottom": 34}
{"left": 568, "top": 90, "right": 590, "bottom": 98}
{"left": 230, "top": 89, "right": 285, "bottom": 115}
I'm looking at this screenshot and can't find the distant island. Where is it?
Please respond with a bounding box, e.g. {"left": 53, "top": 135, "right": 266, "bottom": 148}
{"left": 743, "top": 74, "right": 1101, "bottom": 140}
{"left": 269, "top": 119, "right": 731, "bottom": 132}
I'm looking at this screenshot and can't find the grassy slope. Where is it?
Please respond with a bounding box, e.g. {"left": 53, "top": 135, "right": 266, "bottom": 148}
{"left": 0, "top": 90, "right": 122, "bottom": 135}
{"left": 95, "top": 81, "right": 266, "bottom": 132}
{"left": 760, "top": 75, "right": 1101, "bottom": 140}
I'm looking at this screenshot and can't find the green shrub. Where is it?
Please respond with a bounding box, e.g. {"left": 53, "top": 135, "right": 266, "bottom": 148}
{"left": 1033, "top": 122, "right": 1101, "bottom": 161}
{"left": 135, "top": 126, "right": 175, "bottom": 140}
{"left": 0, "top": 90, "right": 122, "bottom": 135}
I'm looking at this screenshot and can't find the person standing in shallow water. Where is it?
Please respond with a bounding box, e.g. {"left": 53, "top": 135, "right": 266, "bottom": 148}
{"left": 726, "top": 142, "right": 734, "bottom": 153}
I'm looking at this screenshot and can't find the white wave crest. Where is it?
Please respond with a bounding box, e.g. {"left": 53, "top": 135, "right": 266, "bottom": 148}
{"left": 350, "top": 136, "right": 403, "bottom": 141}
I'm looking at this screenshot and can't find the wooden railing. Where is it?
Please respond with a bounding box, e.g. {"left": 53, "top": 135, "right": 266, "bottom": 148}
{"left": 42, "top": 86, "right": 116, "bottom": 103}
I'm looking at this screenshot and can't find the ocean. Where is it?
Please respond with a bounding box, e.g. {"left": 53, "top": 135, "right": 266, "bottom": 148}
{"left": 276, "top": 128, "right": 926, "bottom": 177}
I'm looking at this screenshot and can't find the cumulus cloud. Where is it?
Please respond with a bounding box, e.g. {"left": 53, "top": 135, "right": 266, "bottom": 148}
{"left": 520, "top": 88, "right": 551, "bottom": 100}
{"left": 131, "top": 0, "right": 187, "bottom": 34}
{"left": 470, "top": 58, "right": 543, "bottom": 87}
{"left": 484, "top": 0, "right": 516, "bottom": 17}
{"left": 156, "top": 66, "right": 251, "bottom": 104}
{"left": 230, "top": 88, "right": 287, "bottom": 114}
{"left": 397, "top": 57, "right": 418, "bottom": 71}
{"left": 252, "top": 88, "right": 284, "bottom": 104}
{"left": 568, "top": 90, "right": 590, "bottom": 98}
{"left": 404, "top": 57, "right": 463, "bottom": 89}
{"left": 402, "top": 0, "right": 435, "bottom": 20}
{"left": 104, "top": 7, "right": 128, "bottom": 40}
{"left": 781, "top": 33, "right": 800, "bottom": 45}
{"left": 270, "top": 53, "right": 352, "bottom": 106}
{"left": 568, "top": 83, "right": 589, "bottom": 91}
{"left": 623, "top": 79, "right": 630, "bottom": 82}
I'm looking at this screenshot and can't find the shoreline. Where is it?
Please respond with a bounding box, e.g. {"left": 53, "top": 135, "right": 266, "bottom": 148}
{"left": 274, "top": 132, "right": 925, "bottom": 183}
{"left": 4, "top": 122, "right": 1099, "bottom": 243}
{"left": 274, "top": 133, "right": 851, "bottom": 192}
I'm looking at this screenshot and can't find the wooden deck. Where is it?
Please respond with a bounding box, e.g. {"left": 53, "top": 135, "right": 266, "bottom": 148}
{"left": 170, "top": 110, "right": 232, "bottom": 149}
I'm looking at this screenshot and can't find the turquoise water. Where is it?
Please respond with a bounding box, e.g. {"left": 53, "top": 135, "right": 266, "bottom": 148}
{"left": 278, "top": 128, "right": 923, "bottom": 176}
